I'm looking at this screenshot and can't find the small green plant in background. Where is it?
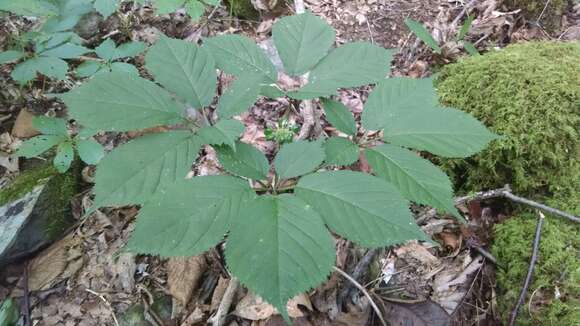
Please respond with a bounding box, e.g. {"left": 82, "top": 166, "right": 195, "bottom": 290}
{"left": 138, "top": 0, "right": 221, "bottom": 20}
{"left": 265, "top": 119, "right": 299, "bottom": 144}
{"left": 17, "top": 116, "right": 104, "bottom": 172}
{"left": 75, "top": 38, "right": 146, "bottom": 77}
{"left": 51, "top": 12, "right": 497, "bottom": 322}
{"left": 0, "top": 298, "right": 19, "bottom": 326}
{"left": 405, "top": 16, "right": 479, "bottom": 56}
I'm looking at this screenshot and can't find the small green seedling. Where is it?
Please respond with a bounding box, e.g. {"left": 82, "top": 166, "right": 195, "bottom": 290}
{"left": 17, "top": 116, "right": 104, "bottom": 172}
{"left": 56, "top": 12, "right": 498, "bottom": 323}
{"left": 405, "top": 16, "right": 479, "bottom": 56}
{"left": 265, "top": 119, "right": 299, "bottom": 144}
{"left": 76, "top": 39, "right": 146, "bottom": 78}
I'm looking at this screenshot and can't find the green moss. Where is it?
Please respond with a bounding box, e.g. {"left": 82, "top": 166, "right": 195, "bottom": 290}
{"left": 491, "top": 211, "right": 580, "bottom": 325}
{"left": 0, "top": 165, "right": 56, "bottom": 206}
{"left": 224, "top": 0, "right": 259, "bottom": 20}
{"left": 503, "top": 0, "right": 566, "bottom": 31}
{"left": 435, "top": 41, "right": 580, "bottom": 199}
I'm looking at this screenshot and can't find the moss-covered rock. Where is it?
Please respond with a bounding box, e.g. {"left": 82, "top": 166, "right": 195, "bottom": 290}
{"left": 435, "top": 41, "right": 580, "bottom": 200}
{"left": 224, "top": 0, "right": 259, "bottom": 20}
{"left": 491, "top": 210, "right": 580, "bottom": 324}
{"left": 0, "top": 161, "right": 80, "bottom": 263}
{"left": 503, "top": 0, "right": 566, "bottom": 31}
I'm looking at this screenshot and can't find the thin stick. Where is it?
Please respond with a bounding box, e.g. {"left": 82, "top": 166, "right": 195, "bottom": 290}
{"left": 502, "top": 192, "right": 580, "bottom": 223}
{"left": 85, "top": 289, "right": 120, "bottom": 326}
{"left": 333, "top": 266, "right": 387, "bottom": 326}
{"left": 508, "top": 212, "right": 545, "bottom": 326}
{"left": 209, "top": 277, "right": 239, "bottom": 326}
{"left": 338, "top": 248, "right": 379, "bottom": 307}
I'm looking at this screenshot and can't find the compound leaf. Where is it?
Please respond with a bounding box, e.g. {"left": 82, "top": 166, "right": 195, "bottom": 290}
{"left": 217, "top": 73, "right": 263, "bottom": 119}
{"left": 17, "top": 135, "right": 65, "bottom": 158}
{"left": 112, "top": 41, "right": 147, "bottom": 60}
{"left": 293, "top": 43, "right": 393, "bottom": 99}
{"left": 272, "top": 12, "right": 335, "bottom": 76}
{"left": 227, "top": 194, "right": 335, "bottom": 321}
{"left": 153, "top": 0, "right": 184, "bottom": 14}
{"left": 0, "top": 0, "right": 57, "bottom": 16}
{"left": 198, "top": 119, "right": 245, "bottom": 149}
{"left": 92, "top": 131, "right": 202, "bottom": 208}
{"left": 274, "top": 140, "right": 324, "bottom": 179}
{"left": 33, "top": 116, "right": 68, "bottom": 136}
{"left": 321, "top": 98, "right": 356, "bottom": 135}
{"left": 383, "top": 107, "right": 499, "bottom": 158}
{"left": 0, "top": 50, "right": 24, "bottom": 64}
{"left": 361, "top": 77, "right": 437, "bottom": 131}
{"left": 94, "top": 0, "right": 118, "bottom": 18}
{"left": 76, "top": 60, "right": 102, "bottom": 77}
{"left": 129, "top": 175, "right": 255, "bottom": 256}
{"left": 184, "top": 0, "right": 204, "bottom": 20}
{"left": 295, "top": 170, "right": 428, "bottom": 247}
{"left": 216, "top": 141, "right": 269, "bottom": 181}
{"left": 54, "top": 141, "right": 74, "bottom": 173}
{"left": 365, "top": 144, "right": 460, "bottom": 218}
{"left": 40, "top": 42, "right": 89, "bottom": 59}
{"left": 60, "top": 71, "right": 185, "bottom": 132}
{"left": 323, "top": 137, "right": 359, "bottom": 166}
{"left": 95, "top": 38, "right": 116, "bottom": 60}
{"left": 109, "top": 62, "right": 140, "bottom": 76}
{"left": 11, "top": 57, "right": 68, "bottom": 84}
{"left": 204, "top": 34, "right": 277, "bottom": 83}
{"left": 146, "top": 36, "right": 216, "bottom": 108}
{"left": 404, "top": 18, "right": 441, "bottom": 54}
{"left": 77, "top": 138, "right": 104, "bottom": 165}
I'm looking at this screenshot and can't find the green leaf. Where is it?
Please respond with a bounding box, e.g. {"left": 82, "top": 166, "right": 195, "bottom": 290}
{"left": 361, "top": 77, "right": 437, "bottom": 131}
{"left": 110, "top": 62, "right": 140, "bottom": 76}
{"left": 40, "top": 42, "right": 89, "bottom": 59}
{"left": 457, "top": 15, "right": 474, "bottom": 41}
{"left": 382, "top": 107, "right": 499, "bottom": 158}
{"left": 0, "top": 0, "right": 58, "bottom": 16}
{"left": 365, "top": 144, "right": 460, "bottom": 218}
{"left": 321, "top": 99, "right": 356, "bottom": 135}
{"left": 404, "top": 18, "right": 441, "bottom": 54}
{"left": 93, "top": 131, "right": 202, "bottom": 207}
{"left": 0, "top": 298, "right": 19, "bottom": 326}
{"left": 32, "top": 116, "right": 68, "bottom": 136}
{"left": 323, "top": 137, "right": 359, "bottom": 166}
{"left": 292, "top": 43, "right": 393, "bottom": 99}
{"left": 227, "top": 194, "right": 335, "bottom": 321}
{"left": 76, "top": 60, "right": 102, "bottom": 77}
{"left": 129, "top": 175, "right": 255, "bottom": 256}
{"left": 185, "top": 0, "right": 204, "bottom": 20}
{"left": 198, "top": 119, "right": 245, "bottom": 149}
{"left": 0, "top": 50, "right": 24, "bottom": 64}
{"left": 111, "top": 41, "right": 147, "bottom": 60}
{"left": 146, "top": 36, "right": 216, "bottom": 108}
{"left": 44, "top": 32, "right": 83, "bottom": 49}
{"left": 95, "top": 39, "right": 117, "bottom": 60}
{"left": 94, "top": 0, "right": 118, "bottom": 18}
{"left": 274, "top": 140, "right": 324, "bottom": 179}
{"left": 54, "top": 141, "right": 74, "bottom": 173}
{"left": 295, "top": 170, "right": 427, "bottom": 247}
{"left": 77, "top": 138, "right": 104, "bottom": 165}
{"left": 60, "top": 71, "right": 185, "bottom": 132}
{"left": 216, "top": 141, "right": 269, "bottom": 180}
{"left": 153, "top": 0, "right": 184, "bottom": 14}
{"left": 260, "top": 84, "right": 285, "bottom": 98}
{"left": 17, "top": 135, "right": 64, "bottom": 158}
{"left": 204, "top": 34, "right": 277, "bottom": 83}
{"left": 11, "top": 57, "right": 68, "bottom": 83}
{"left": 217, "top": 73, "right": 263, "bottom": 119}
{"left": 463, "top": 41, "right": 480, "bottom": 56}
{"left": 272, "top": 12, "right": 335, "bottom": 75}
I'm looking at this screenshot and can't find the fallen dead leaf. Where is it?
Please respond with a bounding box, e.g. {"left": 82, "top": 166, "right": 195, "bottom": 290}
{"left": 234, "top": 292, "right": 312, "bottom": 320}
{"left": 384, "top": 300, "right": 451, "bottom": 326}
{"left": 12, "top": 109, "right": 40, "bottom": 138}
{"left": 210, "top": 276, "right": 230, "bottom": 311}
{"left": 167, "top": 255, "right": 207, "bottom": 314}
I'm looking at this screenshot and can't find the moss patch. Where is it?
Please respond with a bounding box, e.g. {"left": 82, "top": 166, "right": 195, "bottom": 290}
{"left": 435, "top": 41, "right": 580, "bottom": 200}
{"left": 491, "top": 211, "right": 580, "bottom": 325}
{"left": 224, "top": 0, "right": 259, "bottom": 20}
{"left": 0, "top": 165, "right": 56, "bottom": 206}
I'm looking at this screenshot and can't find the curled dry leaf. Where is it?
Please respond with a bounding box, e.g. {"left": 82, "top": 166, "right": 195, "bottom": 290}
{"left": 167, "top": 255, "right": 208, "bottom": 313}
{"left": 12, "top": 109, "right": 40, "bottom": 139}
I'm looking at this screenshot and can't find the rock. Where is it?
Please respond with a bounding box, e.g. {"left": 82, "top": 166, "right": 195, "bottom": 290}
{"left": 74, "top": 12, "right": 103, "bottom": 40}
{"left": 0, "top": 163, "right": 80, "bottom": 264}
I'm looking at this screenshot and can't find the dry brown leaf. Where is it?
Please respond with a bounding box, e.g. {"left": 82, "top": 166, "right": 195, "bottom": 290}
{"left": 12, "top": 109, "right": 40, "bottom": 138}
{"left": 28, "top": 234, "right": 82, "bottom": 291}
{"left": 210, "top": 276, "right": 230, "bottom": 311}
{"left": 286, "top": 293, "right": 313, "bottom": 318}
{"left": 110, "top": 252, "right": 136, "bottom": 292}
{"left": 167, "top": 255, "right": 207, "bottom": 311}
{"left": 234, "top": 293, "right": 276, "bottom": 321}
{"left": 395, "top": 242, "right": 439, "bottom": 267}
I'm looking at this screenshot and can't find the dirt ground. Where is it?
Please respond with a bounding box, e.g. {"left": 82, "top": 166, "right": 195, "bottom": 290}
{"left": 1, "top": 0, "right": 578, "bottom": 325}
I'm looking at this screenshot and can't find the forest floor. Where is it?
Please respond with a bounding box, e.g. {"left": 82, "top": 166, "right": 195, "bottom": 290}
{"left": 1, "top": 0, "right": 579, "bottom": 325}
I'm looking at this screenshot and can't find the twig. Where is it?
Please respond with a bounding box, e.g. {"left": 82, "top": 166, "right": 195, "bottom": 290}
{"left": 509, "top": 212, "right": 545, "bottom": 326}
{"left": 338, "top": 248, "right": 379, "bottom": 307}
{"left": 209, "top": 277, "right": 239, "bottom": 326}
{"left": 454, "top": 185, "right": 580, "bottom": 223}
{"left": 333, "top": 266, "right": 387, "bottom": 326}
{"left": 451, "top": 0, "right": 478, "bottom": 27}
{"left": 23, "top": 263, "right": 31, "bottom": 326}
{"left": 535, "top": 0, "right": 552, "bottom": 25}
{"left": 85, "top": 289, "right": 120, "bottom": 326}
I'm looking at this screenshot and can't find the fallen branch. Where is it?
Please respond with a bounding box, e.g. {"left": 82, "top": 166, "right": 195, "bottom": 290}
{"left": 455, "top": 185, "right": 579, "bottom": 223}
{"left": 209, "top": 277, "right": 239, "bottom": 326}
{"left": 333, "top": 266, "right": 387, "bottom": 326}
{"left": 509, "top": 212, "right": 545, "bottom": 326}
